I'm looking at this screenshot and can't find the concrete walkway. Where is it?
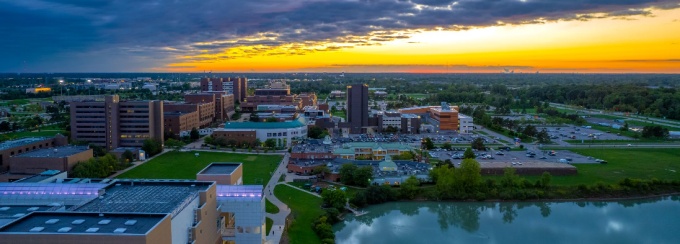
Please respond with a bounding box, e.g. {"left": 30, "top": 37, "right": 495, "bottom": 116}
{"left": 264, "top": 153, "right": 292, "bottom": 244}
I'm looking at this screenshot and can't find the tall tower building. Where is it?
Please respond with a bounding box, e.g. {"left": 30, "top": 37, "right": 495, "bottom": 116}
{"left": 347, "top": 84, "right": 369, "bottom": 134}
{"left": 70, "top": 95, "right": 164, "bottom": 150}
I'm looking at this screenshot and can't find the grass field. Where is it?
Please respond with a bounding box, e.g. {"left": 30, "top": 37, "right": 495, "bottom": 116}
{"left": 266, "top": 198, "right": 280, "bottom": 214}
{"left": 275, "top": 184, "right": 323, "bottom": 244}
{"left": 487, "top": 148, "right": 680, "bottom": 186}
{"left": 266, "top": 217, "right": 273, "bottom": 235}
{"left": 331, "top": 111, "right": 346, "bottom": 119}
{"left": 0, "top": 125, "right": 66, "bottom": 140}
{"left": 117, "top": 151, "right": 282, "bottom": 185}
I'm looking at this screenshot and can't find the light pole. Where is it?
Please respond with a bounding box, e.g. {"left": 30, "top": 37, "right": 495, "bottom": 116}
{"left": 87, "top": 79, "right": 92, "bottom": 95}
{"left": 59, "top": 80, "right": 64, "bottom": 95}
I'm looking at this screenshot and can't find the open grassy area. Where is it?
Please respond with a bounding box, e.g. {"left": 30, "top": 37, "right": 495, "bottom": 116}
{"left": 274, "top": 184, "right": 323, "bottom": 244}
{"left": 117, "top": 151, "right": 282, "bottom": 185}
{"left": 1, "top": 129, "right": 66, "bottom": 139}
{"left": 265, "top": 198, "right": 280, "bottom": 214}
{"left": 331, "top": 111, "right": 346, "bottom": 120}
{"left": 266, "top": 217, "right": 273, "bottom": 235}
{"left": 486, "top": 148, "right": 680, "bottom": 186}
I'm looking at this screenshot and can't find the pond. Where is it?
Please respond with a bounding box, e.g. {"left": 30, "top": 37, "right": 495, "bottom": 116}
{"left": 334, "top": 196, "right": 680, "bottom": 244}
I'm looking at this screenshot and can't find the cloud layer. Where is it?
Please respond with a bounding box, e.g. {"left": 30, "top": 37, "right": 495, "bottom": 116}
{"left": 1, "top": 0, "right": 678, "bottom": 71}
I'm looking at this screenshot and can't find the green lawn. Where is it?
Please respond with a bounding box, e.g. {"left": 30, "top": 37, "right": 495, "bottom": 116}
{"left": 266, "top": 198, "right": 280, "bottom": 214}
{"left": 331, "top": 110, "right": 346, "bottom": 119}
{"left": 0, "top": 125, "right": 66, "bottom": 140}
{"left": 117, "top": 151, "right": 282, "bottom": 185}
{"left": 266, "top": 217, "right": 273, "bottom": 235}
{"left": 488, "top": 148, "right": 680, "bottom": 186}
{"left": 274, "top": 184, "right": 323, "bottom": 244}
{"left": 403, "top": 93, "right": 429, "bottom": 99}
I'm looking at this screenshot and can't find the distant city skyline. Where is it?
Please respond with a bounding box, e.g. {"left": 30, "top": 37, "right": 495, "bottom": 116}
{"left": 1, "top": 1, "right": 679, "bottom": 73}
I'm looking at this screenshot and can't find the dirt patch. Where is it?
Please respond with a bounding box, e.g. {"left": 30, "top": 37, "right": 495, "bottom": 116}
{"left": 244, "top": 156, "right": 257, "bottom": 161}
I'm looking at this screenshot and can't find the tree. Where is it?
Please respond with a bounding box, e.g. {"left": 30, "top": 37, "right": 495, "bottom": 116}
{"left": 312, "top": 165, "right": 331, "bottom": 176}
{"left": 471, "top": 137, "right": 485, "bottom": 151}
{"left": 88, "top": 144, "right": 107, "bottom": 157}
{"left": 165, "top": 138, "right": 185, "bottom": 150}
{"left": 456, "top": 159, "right": 482, "bottom": 197}
{"left": 536, "top": 129, "right": 550, "bottom": 143}
{"left": 339, "top": 164, "right": 358, "bottom": 185}
{"left": 265, "top": 117, "right": 278, "bottom": 122}
{"left": 442, "top": 142, "right": 452, "bottom": 150}
{"left": 308, "top": 126, "right": 326, "bottom": 139}
{"left": 120, "top": 150, "right": 135, "bottom": 164}
{"left": 433, "top": 165, "right": 456, "bottom": 199}
{"left": 400, "top": 176, "right": 420, "bottom": 200}
{"left": 392, "top": 151, "right": 415, "bottom": 160}
{"left": 264, "top": 138, "right": 277, "bottom": 148}
{"left": 423, "top": 137, "right": 435, "bottom": 150}
{"left": 463, "top": 148, "right": 476, "bottom": 159}
{"left": 540, "top": 172, "right": 552, "bottom": 189}
{"left": 523, "top": 125, "right": 537, "bottom": 137}
{"left": 354, "top": 166, "right": 373, "bottom": 187}
{"left": 190, "top": 128, "right": 200, "bottom": 141}
{"left": 249, "top": 113, "right": 260, "bottom": 122}
{"left": 142, "top": 139, "right": 163, "bottom": 156}
{"left": 321, "top": 189, "right": 347, "bottom": 210}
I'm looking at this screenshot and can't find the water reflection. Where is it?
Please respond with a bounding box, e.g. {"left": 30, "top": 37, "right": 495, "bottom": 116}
{"left": 334, "top": 196, "right": 680, "bottom": 244}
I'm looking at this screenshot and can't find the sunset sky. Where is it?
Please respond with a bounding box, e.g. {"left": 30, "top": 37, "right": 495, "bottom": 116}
{"left": 1, "top": 0, "right": 679, "bottom": 73}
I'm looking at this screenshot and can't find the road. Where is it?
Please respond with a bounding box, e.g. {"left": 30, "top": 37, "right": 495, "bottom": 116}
{"left": 549, "top": 102, "right": 680, "bottom": 128}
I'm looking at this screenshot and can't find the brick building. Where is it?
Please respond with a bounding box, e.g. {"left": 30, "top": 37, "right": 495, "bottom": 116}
{"left": 9, "top": 146, "right": 93, "bottom": 175}
{"left": 69, "top": 95, "right": 164, "bottom": 150}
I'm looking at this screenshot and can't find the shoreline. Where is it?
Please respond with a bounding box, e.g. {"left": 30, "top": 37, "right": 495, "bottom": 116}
{"left": 388, "top": 192, "right": 680, "bottom": 204}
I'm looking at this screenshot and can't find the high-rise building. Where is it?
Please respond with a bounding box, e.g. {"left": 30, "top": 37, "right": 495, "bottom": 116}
{"left": 346, "top": 84, "right": 369, "bottom": 134}
{"left": 70, "top": 95, "right": 164, "bottom": 150}
{"left": 200, "top": 77, "right": 248, "bottom": 102}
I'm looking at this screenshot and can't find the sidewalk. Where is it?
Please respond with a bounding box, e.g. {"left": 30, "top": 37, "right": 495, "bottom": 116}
{"left": 264, "top": 153, "right": 292, "bottom": 244}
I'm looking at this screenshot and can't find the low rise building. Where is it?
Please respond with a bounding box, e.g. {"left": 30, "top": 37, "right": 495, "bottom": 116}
{"left": 0, "top": 135, "right": 68, "bottom": 172}
{"left": 332, "top": 142, "right": 413, "bottom": 160}
{"left": 212, "top": 117, "right": 308, "bottom": 148}
{"left": 459, "top": 114, "right": 474, "bottom": 134}
{"left": 9, "top": 146, "right": 92, "bottom": 175}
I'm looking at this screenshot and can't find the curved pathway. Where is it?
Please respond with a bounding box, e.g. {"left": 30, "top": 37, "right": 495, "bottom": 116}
{"left": 264, "top": 153, "right": 292, "bottom": 244}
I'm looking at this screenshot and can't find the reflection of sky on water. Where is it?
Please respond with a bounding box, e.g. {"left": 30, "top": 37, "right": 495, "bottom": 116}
{"left": 333, "top": 197, "right": 680, "bottom": 244}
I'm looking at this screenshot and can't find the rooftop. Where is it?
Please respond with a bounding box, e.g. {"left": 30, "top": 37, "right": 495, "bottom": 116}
{"left": 198, "top": 163, "right": 241, "bottom": 175}
{"left": 0, "top": 212, "right": 167, "bottom": 235}
{"left": 75, "top": 180, "right": 213, "bottom": 215}
{"left": 223, "top": 117, "right": 306, "bottom": 130}
{"left": 13, "top": 146, "right": 90, "bottom": 158}
{"left": 0, "top": 137, "right": 49, "bottom": 150}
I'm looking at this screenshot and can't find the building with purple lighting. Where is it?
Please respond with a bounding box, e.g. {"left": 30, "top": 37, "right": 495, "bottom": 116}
{"left": 0, "top": 177, "right": 266, "bottom": 244}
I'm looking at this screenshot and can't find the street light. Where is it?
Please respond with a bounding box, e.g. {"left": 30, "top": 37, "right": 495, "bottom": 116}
{"left": 59, "top": 80, "right": 64, "bottom": 96}
{"left": 87, "top": 79, "right": 92, "bottom": 95}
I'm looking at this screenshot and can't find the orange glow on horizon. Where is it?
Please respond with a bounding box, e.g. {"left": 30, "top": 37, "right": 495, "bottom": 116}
{"left": 160, "top": 8, "right": 680, "bottom": 73}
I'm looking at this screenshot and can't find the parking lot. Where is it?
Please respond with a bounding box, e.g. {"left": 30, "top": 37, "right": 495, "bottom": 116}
{"left": 535, "top": 126, "right": 632, "bottom": 141}
{"left": 430, "top": 147, "right": 602, "bottom": 165}
{"left": 341, "top": 132, "right": 501, "bottom": 146}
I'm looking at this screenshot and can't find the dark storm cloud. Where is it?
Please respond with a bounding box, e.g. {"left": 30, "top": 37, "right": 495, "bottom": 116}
{"left": 0, "top": 0, "right": 678, "bottom": 71}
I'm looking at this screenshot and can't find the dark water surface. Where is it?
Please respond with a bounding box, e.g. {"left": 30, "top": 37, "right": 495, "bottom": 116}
{"left": 334, "top": 196, "right": 680, "bottom": 244}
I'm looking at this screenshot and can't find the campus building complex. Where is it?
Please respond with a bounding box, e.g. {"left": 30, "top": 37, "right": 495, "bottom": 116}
{"left": 200, "top": 77, "right": 248, "bottom": 102}
{"left": 0, "top": 163, "right": 266, "bottom": 244}
{"left": 69, "top": 95, "right": 164, "bottom": 150}
{"left": 0, "top": 136, "right": 69, "bottom": 173}
{"left": 211, "top": 117, "right": 308, "bottom": 148}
